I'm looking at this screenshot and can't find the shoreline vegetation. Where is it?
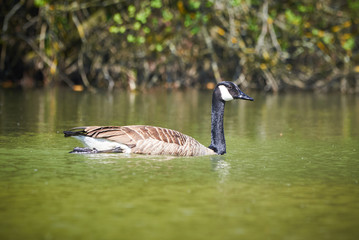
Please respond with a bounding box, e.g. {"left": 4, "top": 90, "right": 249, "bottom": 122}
{"left": 1, "top": 0, "right": 358, "bottom": 93}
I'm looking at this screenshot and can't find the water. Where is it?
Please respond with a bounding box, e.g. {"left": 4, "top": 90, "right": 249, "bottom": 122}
{"left": 0, "top": 89, "right": 358, "bottom": 240}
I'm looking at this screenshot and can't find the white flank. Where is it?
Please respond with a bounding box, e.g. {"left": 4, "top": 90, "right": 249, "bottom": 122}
{"left": 218, "top": 85, "right": 234, "bottom": 101}
{"left": 73, "top": 136, "right": 131, "bottom": 153}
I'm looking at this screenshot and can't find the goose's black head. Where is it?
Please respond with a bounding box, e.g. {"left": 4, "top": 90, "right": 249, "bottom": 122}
{"left": 215, "top": 81, "right": 254, "bottom": 102}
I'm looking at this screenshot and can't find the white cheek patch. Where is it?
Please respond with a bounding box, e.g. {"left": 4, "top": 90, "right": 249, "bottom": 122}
{"left": 218, "top": 85, "right": 234, "bottom": 101}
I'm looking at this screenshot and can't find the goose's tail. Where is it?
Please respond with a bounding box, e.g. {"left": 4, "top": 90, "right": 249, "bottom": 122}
{"left": 64, "top": 131, "right": 78, "bottom": 137}
{"left": 63, "top": 127, "right": 86, "bottom": 137}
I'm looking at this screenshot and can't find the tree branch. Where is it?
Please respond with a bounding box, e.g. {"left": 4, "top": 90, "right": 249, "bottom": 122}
{"left": 202, "top": 27, "right": 222, "bottom": 83}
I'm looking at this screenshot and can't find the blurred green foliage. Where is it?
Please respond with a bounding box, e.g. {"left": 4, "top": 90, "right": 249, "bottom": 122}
{"left": 0, "top": 0, "right": 358, "bottom": 92}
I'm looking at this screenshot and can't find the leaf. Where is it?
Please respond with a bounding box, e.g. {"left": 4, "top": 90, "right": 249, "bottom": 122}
{"left": 322, "top": 35, "right": 332, "bottom": 44}
{"left": 248, "top": 18, "right": 258, "bottom": 32}
{"left": 189, "top": 0, "right": 201, "bottom": 10}
{"left": 119, "top": 26, "right": 126, "bottom": 33}
{"left": 342, "top": 21, "right": 351, "bottom": 28}
{"left": 267, "top": 17, "right": 273, "bottom": 25}
{"left": 162, "top": 9, "right": 173, "bottom": 22}
{"left": 128, "top": 5, "right": 136, "bottom": 18}
{"left": 113, "top": 13, "right": 123, "bottom": 24}
{"left": 317, "top": 30, "right": 325, "bottom": 37}
{"left": 317, "top": 42, "right": 326, "bottom": 52}
{"left": 127, "top": 34, "right": 136, "bottom": 43}
{"left": 50, "top": 59, "right": 57, "bottom": 75}
{"left": 230, "top": 0, "right": 241, "bottom": 7}
{"left": 177, "top": 1, "right": 185, "bottom": 14}
{"left": 155, "top": 44, "right": 163, "bottom": 52}
{"left": 184, "top": 15, "right": 192, "bottom": 27}
{"left": 342, "top": 37, "right": 354, "bottom": 51}
{"left": 262, "top": 51, "right": 270, "bottom": 61}
{"left": 202, "top": 15, "right": 209, "bottom": 23}
{"left": 143, "top": 27, "right": 151, "bottom": 34}
{"left": 260, "top": 63, "right": 267, "bottom": 70}
{"left": 109, "top": 26, "right": 121, "bottom": 33}
{"left": 206, "top": 1, "right": 214, "bottom": 7}
{"left": 298, "top": 5, "right": 307, "bottom": 12}
{"left": 136, "top": 11, "right": 149, "bottom": 24}
{"left": 331, "top": 25, "right": 341, "bottom": 33}
{"left": 109, "top": 26, "right": 126, "bottom": 34}
{"left": 349, "top": 0, "right": 359, "bottom": 11}
{"left": 133, "top": 22, "right": 141, "bottom": 30}
{"left": 191, "top": 26, "right": 200, "bottom": 35}
{"left": 312, "top": 29, "right": 319, "bottom": 36}
{"left": 151, "top": 0, "right": 162, "bottom": 8}
{"left": 137, "top": 36, "right": 145, "bottom": 44}
{"left": 217, "top": 27, "right": 225, "bottom": 36}
{"left": 285, "top": 9, "right": 301, "bottom": 25}
{"left": 35, "top": 0, "right": 48, "bottom": 7}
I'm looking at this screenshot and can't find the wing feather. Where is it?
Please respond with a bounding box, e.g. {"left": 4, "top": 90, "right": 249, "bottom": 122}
{"left": 74, "top": 125, "right": 192, "bottom": 146}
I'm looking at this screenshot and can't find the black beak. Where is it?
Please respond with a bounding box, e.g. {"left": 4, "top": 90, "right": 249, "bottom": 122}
{"left": 234, "top": 91, "right": 254, "bottom": 101}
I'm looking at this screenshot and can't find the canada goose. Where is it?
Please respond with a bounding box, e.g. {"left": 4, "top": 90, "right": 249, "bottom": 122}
{"left": 63, "top": 81, "right": 253, "bottom": 156}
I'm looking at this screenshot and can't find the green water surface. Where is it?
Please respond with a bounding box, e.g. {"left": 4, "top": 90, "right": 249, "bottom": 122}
{"left": 0, "top": 89, "right": 358, "bottom": 240}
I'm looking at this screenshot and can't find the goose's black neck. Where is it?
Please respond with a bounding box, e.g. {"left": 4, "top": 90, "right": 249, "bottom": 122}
{"left": 208, "top": 90, "right": 226, "bottom": 155}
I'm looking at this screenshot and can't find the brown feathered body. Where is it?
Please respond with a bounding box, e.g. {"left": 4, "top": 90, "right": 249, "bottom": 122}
{"left": 66, "top": 125, "right": 215, "bottom": 156}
